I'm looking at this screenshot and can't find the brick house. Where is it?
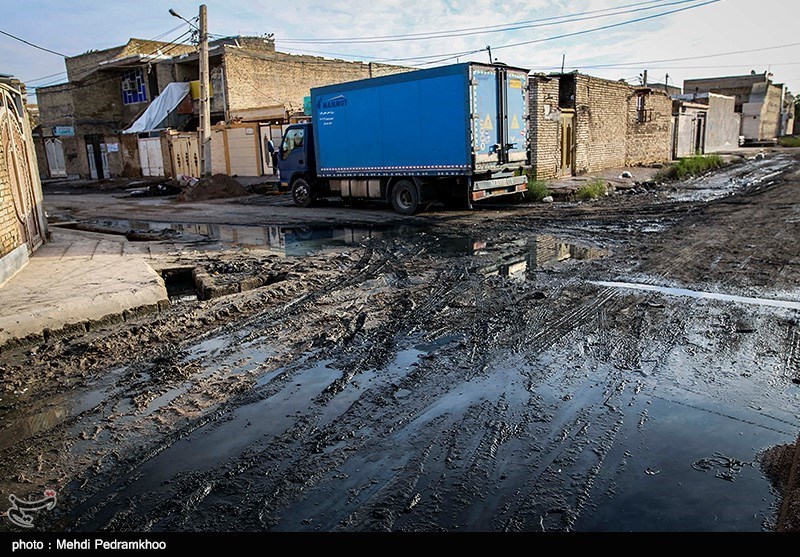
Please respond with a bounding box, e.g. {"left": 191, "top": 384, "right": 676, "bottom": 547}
{"left": 683, "top": 73, "right": 794, "bottom": 143}
{"left": 35, "top": 39, "right": 196, "bottom": 180}
{"left": 529, "top": 72, "right": 673, "bottom": 180}
{"left": 0, "top": 76, "right": 46, "bottom": 286}
{"left": 35, "top": 36, "right": 407, "bottom": 180}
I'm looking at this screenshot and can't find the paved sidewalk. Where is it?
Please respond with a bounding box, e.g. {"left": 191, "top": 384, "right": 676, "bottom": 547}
{"left": 0, "top": 228, "right": 168, "bottom": 348}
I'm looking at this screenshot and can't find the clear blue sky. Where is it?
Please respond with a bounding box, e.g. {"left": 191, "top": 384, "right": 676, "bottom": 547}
{"left": 1, "top": 0, "right": 798, "bottom": 101}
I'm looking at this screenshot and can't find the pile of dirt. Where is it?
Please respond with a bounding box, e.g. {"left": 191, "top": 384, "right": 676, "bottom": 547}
{"left": 177, "top": 174, "right": 248, "bottom": 202}
{"left": 761, "top": 436, "right": 800, "bottom": 531}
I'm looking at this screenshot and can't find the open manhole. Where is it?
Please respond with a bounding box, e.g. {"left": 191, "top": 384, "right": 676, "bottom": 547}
{"left": 161, "top": 268, "right": 199, "bottom": 303}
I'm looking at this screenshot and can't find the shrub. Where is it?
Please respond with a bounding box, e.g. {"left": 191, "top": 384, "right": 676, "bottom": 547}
{"left": 655, "top": 154, "right": 724, "bottom": 182}
{"left": 525, "top": 179, "right": 551, "bottom": 202}
{"left": 778, "top": 136, "right": 800, "bottom": 147}
{"left": 576, "top": 179, "right": 608, "bottom": 200}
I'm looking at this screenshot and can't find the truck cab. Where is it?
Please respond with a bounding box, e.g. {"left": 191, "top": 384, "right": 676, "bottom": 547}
{"left": 278, "top": 123, "right": 319, "bottom": 207}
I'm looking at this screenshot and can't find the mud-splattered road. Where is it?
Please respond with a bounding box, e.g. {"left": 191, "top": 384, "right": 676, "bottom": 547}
{"left": 1, "top": 153, "right": 799, "bottom": 532}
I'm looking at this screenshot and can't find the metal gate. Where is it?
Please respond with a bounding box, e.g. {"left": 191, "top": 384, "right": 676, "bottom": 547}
{"left": 44, "top": 138, "right": 67, "bottom": 177}
{"left": 0, "top": 83, "right": 44, "bottom": 252}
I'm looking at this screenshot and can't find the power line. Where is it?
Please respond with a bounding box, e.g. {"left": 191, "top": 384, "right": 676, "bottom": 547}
{"left": 278, "top": 0, "right": 698, "bottom": 44}
{"left": 529, "top": 40, "right": 800, "bottom": 71}
{"left": 368, "top": 0, "right": 719, "bottom": 65}
{"left": 0, "top": 29, "right": 68, "bottom": 57}
{"left": 23, "top": 70, "right": 68, "bottom": 84}
{"left": 29, "top": 29, "right": 195, "bottom": 92}
{"left": 21, "top": 21, "right": 194, "bottom": 86}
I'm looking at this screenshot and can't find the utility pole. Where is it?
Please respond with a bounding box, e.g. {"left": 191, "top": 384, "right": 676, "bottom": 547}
{"left": 561, "top": 54, "right": 565, "bottom": 74}
{"left": 642, "top": 69, "right": 648, "bottom": 87}
{"left": 486, "top": 46, "right": 492, "bottom": 64}
{"left": 198, "top": 4, "right": 211, "bottom": 177}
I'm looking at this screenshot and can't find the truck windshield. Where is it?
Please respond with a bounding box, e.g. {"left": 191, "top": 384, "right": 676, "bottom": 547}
{"left": 281, "top": 128, "right": 304, "bottom": 160}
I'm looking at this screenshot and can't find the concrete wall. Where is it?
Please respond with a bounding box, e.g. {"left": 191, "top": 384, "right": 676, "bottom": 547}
{"left": 683, "top": 74, "right": 767, "bottom": 111}
{"left": 705, "top": 93, "right": 740, "bottom": 152}
{"left": 528, "top": 77, "right": 561, "bottom": 180}
{"left": 759, "top": 83, "right": 783, "bottom": 140}
{"left": 673, "top": 105, "right": 706, "bottom": 158}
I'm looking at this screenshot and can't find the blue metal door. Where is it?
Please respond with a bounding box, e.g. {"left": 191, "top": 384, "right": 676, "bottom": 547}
{"left": 471, "top": 67, "right": 500, "bottom": 164}
{"left": 505, "top": 70, "right": 528, "bottom": 163}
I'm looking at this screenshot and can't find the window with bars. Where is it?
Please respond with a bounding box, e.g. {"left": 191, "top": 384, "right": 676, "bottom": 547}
{"left": 636, "top": 93, "right": 652, "bottom": 123}
{"left": 121, "top": 68, "right": 147, "bottom": 104}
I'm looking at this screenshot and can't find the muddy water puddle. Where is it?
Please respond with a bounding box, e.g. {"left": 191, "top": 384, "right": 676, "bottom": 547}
{"left": 668, "top": 155, "right": 794, "bottom": 202}
{"left": 0, "top": 366, "right": 129, "bottom": 451}
{"left": 575, "top": 388, "right": 789, "bottom": 531}
{"left": 56, "top": 218, "right": 607, "bottom": 275}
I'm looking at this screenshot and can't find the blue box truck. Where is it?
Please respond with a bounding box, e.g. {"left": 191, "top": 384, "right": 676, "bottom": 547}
{"left": 277, "top": 62, "right": 530, "bottom": 215}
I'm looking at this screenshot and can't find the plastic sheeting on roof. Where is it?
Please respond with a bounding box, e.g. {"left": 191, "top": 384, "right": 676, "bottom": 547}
{"left": 123, "top": 82, "right": 190, "bottom": 134}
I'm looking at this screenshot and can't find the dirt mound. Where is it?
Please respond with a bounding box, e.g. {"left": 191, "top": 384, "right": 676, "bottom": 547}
{"left": 761, "top": 437, "right": 800, "bottom": 531}
{"left": 177, "top": 174, "right": 247, "bottom": 202}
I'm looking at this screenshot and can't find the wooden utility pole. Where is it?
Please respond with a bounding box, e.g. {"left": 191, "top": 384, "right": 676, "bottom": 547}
{"left": 198, "top": 4, "right": 211, "bottom": 177}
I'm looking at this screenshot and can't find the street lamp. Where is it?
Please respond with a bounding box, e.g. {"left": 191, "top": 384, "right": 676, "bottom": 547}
{"left": 168, "top": 9, "right": 198, "bottom": 30}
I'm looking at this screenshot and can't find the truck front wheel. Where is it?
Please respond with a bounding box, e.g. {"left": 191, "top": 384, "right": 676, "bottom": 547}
{"left": 291, "top": 178, "right": 313, "bottom": 208}
{"left": 391, "top": 180, "right": 419, "bottom": 215}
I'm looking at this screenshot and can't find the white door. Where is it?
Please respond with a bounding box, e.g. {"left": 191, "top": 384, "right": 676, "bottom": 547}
{"left": 87, "top": 143, "right": 98, "bottom": 179}
{"left": 45, "top": 138, "right": 67, "bottom": 177}
{"left": 99, "top": 143, "right": 111, "bottom": 179}
{"left": 138, "top": 137, "right": 164, "bottom": 177}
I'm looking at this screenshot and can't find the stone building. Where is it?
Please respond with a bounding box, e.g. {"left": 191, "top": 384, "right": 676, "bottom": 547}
{"left": 529, "top": 72, "right": 673, "bottom": 180}
{"left": 0, "top": 76, "right": 46, "bottom": 286}
{"left": 35, "top": 36, "right": 407, "bottom": 180}
{"left": 683, "top": 73, "right": 794, "bottom": 143}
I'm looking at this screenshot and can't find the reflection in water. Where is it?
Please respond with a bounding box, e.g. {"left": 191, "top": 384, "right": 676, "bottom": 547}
{"left": 477, "top": 235, "right": 607, "bottom": 279}
{"left": 87, "top": 219, "right": 607, "bottom": 272}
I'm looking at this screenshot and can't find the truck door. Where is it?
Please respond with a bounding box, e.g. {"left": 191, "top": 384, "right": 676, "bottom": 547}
{"left": 471, "top": 67, "right": 501, "bottom": 164}
{"left": 278, "top": 125, "right": 308, "bottom": 186}
{"left": 503, "top": 71, "right": 528, "bottom": 163}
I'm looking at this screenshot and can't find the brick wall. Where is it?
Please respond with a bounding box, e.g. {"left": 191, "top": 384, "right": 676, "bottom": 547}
{"left": 626, "top": 89, "right": 673, "bottom": 166}
{"left": 759, "top": 83, "right": 783, "bottom": 140}
{"left": 223, "top": 49, "right": 409, "bottom": 113}
{"left": 574, "top": 75, "right": 629, "bottom": 173}
{"left": 528, "top": 76, "right": 561, "bottom": 180}
{"left": 0, "top": 128, "right": 22, "bottom": 258}
{"left": 529, "top": 73, "right": 672, "bottom": 180}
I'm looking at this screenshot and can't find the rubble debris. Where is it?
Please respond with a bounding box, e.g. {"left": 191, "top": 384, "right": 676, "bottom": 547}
{"left": 177, "top": 174, "right": 248, "bottom": 202}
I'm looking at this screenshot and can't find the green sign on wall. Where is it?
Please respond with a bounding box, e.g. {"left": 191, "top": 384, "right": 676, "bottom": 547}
{"left": 303, "top": 96, "right": 311, "bottom": 115}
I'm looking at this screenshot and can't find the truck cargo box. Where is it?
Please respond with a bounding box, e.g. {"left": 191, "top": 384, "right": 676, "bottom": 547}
{"left": 310, "top": 62, "right": 529, "bottom": 178}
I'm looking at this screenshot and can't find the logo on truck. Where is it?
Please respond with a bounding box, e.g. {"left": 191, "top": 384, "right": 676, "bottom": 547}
{"left": 318, "top": 95, "right": 348, "bottom": 109}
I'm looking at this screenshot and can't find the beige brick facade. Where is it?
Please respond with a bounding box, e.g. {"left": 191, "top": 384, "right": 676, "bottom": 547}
{"left": 528, "top": 77, "right": 562, "bottom": 180}
{"left": 529, "top": 73, "right": 672, "bottom": 180}
{"left": 0, "top": 132, "right": 22, "bottom": 257}
{"left": 0, "top": 79, "right": 46, "bottom": 284}
{"left": 222, "top": 48, "right": 407, "bottom": 115}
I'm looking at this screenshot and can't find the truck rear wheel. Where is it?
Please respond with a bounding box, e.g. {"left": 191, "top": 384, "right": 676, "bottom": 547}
{"left": 391, "top": 180, "right": 419, "bottom": 215}
{"left": 291, "top": 178, "right": 313, "bottom": 208}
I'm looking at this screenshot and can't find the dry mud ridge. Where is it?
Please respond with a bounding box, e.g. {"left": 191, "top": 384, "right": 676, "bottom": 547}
{"left": 1, "top": 153, "right": 799, "bottom": 532}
